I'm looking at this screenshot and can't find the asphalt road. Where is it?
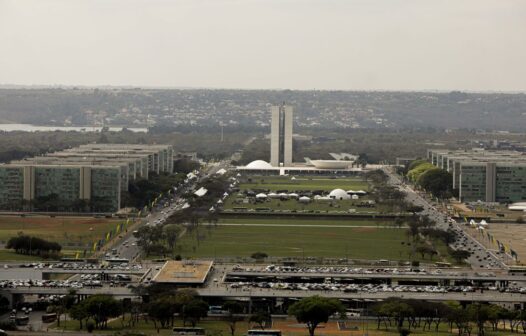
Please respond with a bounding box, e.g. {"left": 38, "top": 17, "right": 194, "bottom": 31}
{"left": 383, "top": 168, "right": 506, "bottom": 270}
{"left": 110, "top": 160, "right": 232, "bottom": 261}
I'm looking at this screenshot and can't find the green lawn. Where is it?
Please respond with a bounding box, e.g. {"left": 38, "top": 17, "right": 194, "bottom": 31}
{"left": 0, "top": 215, "right": 123, "bottom": 250}
{"left": 0, "top": 249, "right": 44, "bottom": 261}
{"left": 240, "top": 176, "right": 369, "bottom": 192}
{"left": 218, "top": 217, "right": 396, "bottom": 227}
{"left": 51, "top": 316, "right": 515, "bottom": 336}
{"left": 177, "top": 225, "right": 419, "bottom": 260}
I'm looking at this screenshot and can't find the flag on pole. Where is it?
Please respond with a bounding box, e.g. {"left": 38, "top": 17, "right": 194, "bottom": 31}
{"left": 116, "top": 223, "right": 121, "bottom": 234}
{"left": 75, "top": 251, "right": 80, "bottom": 259}
{"left": 106, "top": 232, "right": 110, "bottom": 242}
{"left": 92, "top": 241, "right": 98, "bottom": 251}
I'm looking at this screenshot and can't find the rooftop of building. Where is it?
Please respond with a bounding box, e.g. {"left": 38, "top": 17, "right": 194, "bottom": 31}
{"left": 152, "top": 260, "right": 213, "bottom": 284}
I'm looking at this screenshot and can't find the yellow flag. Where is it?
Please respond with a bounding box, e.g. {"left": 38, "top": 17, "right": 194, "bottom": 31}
{"left": 106, "top": 232, "right": 110, "bottom": 241}
{"left": 92, "top": 242, "right": 97, "bottom": 251}
{"left": 75, "top": 251, "right": 80, "bottom": 259}
{"left": 116, "top": 224, "right": 121, "bottom": 234}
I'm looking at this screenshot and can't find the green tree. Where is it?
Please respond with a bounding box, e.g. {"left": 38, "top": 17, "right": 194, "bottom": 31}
{"left": 250, "top": 252, "right": 268, "bottom": 261}
{"left": 184, "top": 299, "right": 209, "bottom": 327}
{"left": 164, "top": 224, "right": 182, "bottom": 251}
{"left": 249, "top": 311, "right": 271, "bottom": 330}
{"left": 82, "top": 295, "right": 122, "bottom": 329}
{"left": 223, "top": 301, "right": 244, "bottom": 336}
{"left": 417, "top": 168, "right": 453, "bottom": 198}
{"left": 288, "top": 296, "right": 345, "bottom": 336}
{"left": 69, "top": 302, "right": 89, "bottom": 330}
{"left": 450, "top": 249, "right": 471, "bottom": 264}
{"left": 148, "top": 296, "right": 176, "bottom": 329}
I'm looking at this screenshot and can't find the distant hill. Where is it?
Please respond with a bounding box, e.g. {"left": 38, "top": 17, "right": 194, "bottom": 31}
{"left": 0, "top": 88, "right": 525, "bottom": 131}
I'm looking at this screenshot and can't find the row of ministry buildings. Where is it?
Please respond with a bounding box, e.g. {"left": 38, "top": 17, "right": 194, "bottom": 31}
{"left": 428, "top": 149, "right": 526, "bottom": 204}
{"left": 0, "top": 144, "right": 174, "bottom": 213}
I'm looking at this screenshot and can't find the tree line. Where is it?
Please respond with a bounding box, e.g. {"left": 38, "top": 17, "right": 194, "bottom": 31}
{"left": 6, "top": 234, "right": 61, "bottom": 258}
{"left": 372, "top": 297, "right": 526, "bottom": 336}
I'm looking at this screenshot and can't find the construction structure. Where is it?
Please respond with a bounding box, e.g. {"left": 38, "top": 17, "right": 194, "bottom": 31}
{"left": 0, "top": 144, "right": 174, "bottom": 213}
{"left": 427, "top": 149, "right": 526, "bottom": 203}
{"left": 270, "top": 104, "right": 293, "bottom": 167}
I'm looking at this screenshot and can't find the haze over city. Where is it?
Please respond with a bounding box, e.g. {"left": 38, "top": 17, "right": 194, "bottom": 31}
{"left": 3, "top": 1, "right": 526, "bottom": 335}
{"left": 1, "top": 0, "right": 526, "bottom": 91}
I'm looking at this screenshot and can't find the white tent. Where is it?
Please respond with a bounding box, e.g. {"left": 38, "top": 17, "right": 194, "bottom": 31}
{"left": 289, "top": 193, "right": 299, "bottom": 199}
{"left": 268, "top": 192, "right": 279, "bottom": 199}
{"left": 329, "top": 189, "right": 350, "bottom": 200}
{"left": 479, "top": 220, "right": 488, "bottom": 226}
{"left": 291, "top": 176, "right": 296, "bottom": 180}
{"left": 217, "top": 199, "right": 223, "bottom": 204}
{"left": 351, "top": 194, "right": 359, "bottom": 200}
{"left": 194, "top": 187, "right": 208, "bottom": 197}
{"left": 355, "top": 190, "right": 367, "bottom": 195}
{"left": 279, "top": 192, "right": 289, "bottom": 199}
{"left": 299, "top": 196, "right": 311, "bottom": 203}
{"left": 256, "top": 193, "right": 268, "bottom": 199}
{"left": 216, "top": 168, "right": 227, "bottom": 175}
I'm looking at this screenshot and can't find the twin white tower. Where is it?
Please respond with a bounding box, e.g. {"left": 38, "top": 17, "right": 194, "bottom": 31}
{"left": 270, "top": 105, "right": 293, "bottom": 167}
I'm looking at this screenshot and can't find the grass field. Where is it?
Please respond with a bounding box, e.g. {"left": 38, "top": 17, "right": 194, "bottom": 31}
{"left": 240, "top": 176, "right": 369, "bottom": 192}
{"left": 218, "top": 217, "right": 396, "bottom": 226}
{"left": 0, "top": 249, "right": 44, "bottom": 261}
{"left": 52, "top": 317, "right": 514, "bottom": 336}
{"left": 0, "top": 215, "right": 122, "bottom": 250}
{"left": 177, "top": 225, "right": 419, "bottom": 260}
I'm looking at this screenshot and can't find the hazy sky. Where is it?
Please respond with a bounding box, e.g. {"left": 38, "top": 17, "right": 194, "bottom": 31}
{"left": 1, "top": 0, "right": 525, "bottom": 91}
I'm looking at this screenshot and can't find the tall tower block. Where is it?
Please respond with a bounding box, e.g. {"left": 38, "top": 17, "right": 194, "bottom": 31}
{"left": 283, "top": 106, "right": 293, "bottom": 166}
{"left": 269, "top": 104, "right": 294, "bottom": 167}
{"left": 270, "top": 106, "right": 281, "bottom": 167}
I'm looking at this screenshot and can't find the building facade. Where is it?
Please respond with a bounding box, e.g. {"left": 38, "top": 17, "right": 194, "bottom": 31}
{"left": 269, "top": 105, "right": 293, "bottom": 167}
{"left": 428, "top": 149, "right": 526, "bottom": 203}
{"left": 0, "top": 144, "right": 174, "bottom": 213}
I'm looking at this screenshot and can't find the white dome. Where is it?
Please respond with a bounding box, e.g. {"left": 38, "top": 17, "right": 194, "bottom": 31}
{"left": 256, "top": 193, "right": 267, "bottom": 198}
{"left": 299, "top": 196, "right": 311, "bottom": 202}
{"left": 246, "top": 160, "right": 273, "bottom": 169}
{"left": 329, "top": 189, "right": 350, "bottom": 200}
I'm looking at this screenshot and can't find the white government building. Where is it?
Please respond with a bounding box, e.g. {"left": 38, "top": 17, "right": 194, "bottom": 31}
{"left": 238, "top": 105, "right": 377, "bottom": 175}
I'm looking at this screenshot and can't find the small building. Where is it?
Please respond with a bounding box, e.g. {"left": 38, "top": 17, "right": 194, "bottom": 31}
{"left": 152, "top": 260, "right": 213, "bottom": 286}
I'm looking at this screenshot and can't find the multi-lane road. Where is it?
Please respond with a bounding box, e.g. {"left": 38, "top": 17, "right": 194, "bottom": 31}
{"left": 109, "top": 160, "right": 232, "bottom": 261}
{"left": 384, "top": 168, "right": 506, "bottom": 270}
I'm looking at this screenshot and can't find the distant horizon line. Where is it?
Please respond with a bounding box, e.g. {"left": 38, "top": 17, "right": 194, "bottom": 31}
{"left": 0, "top": 83, "right": 524, "bottom": 94}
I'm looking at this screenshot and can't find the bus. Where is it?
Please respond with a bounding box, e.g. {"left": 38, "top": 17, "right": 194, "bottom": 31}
{"left": 247, "top": 330, "right": 282, "bottom": 336}
{"left": 208, "top": 305, "right": 224, "bottom": 314}
{"left": 15, "top": 316, "right": 29, "bottom": 326}
{"left": 42, "top": 313, "right": 57, "bottom": 323}
{"left": 172, "top": 327, "right": 206, "bottom": 335}
{"left": 435, "top": 262, "right": 452, "bottom": 268}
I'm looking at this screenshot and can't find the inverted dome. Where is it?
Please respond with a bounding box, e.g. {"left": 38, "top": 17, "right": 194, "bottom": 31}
{"left": 246, "top": 160, "right": 273, "bottom": 169}
{"left": 329, "top": 188, "right": 350, "bottom": 200}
